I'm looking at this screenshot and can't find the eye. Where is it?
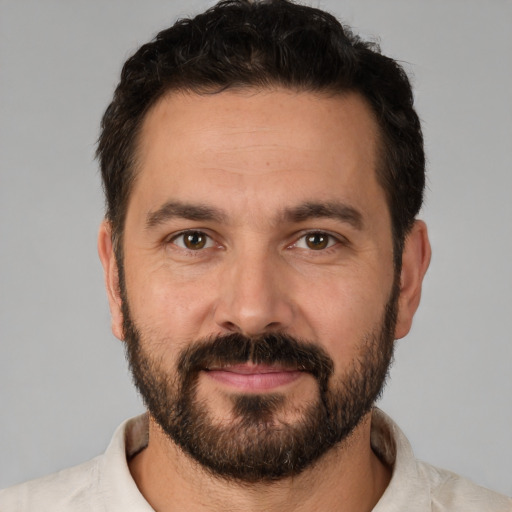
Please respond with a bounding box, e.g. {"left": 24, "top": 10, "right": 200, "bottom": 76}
{"left": 294, "top": 231, "right": 338, "bottom": 251}
{"left": 171, "top": 231, "right": 215, "bottom": 251}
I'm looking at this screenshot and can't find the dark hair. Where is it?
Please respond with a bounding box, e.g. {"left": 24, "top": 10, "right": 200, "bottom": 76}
{"left": 97, "top": 0, "right": 424, "bottom": 267}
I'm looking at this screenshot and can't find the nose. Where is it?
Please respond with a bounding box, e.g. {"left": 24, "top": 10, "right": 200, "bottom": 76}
{"left": 213, "top": 247, "right": 295, "bottom": 337}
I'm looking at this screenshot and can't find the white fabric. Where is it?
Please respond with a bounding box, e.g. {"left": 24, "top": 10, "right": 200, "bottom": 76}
{"left": 1, "top": 409, "right": 510, "bottom": 511}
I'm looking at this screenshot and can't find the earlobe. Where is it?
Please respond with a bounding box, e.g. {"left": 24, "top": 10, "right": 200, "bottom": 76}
{"left": 394, "top": 220, "right": 431, "bottom": 339}
{"left": 97, "top": 221, "right": 125, "bottom": 341}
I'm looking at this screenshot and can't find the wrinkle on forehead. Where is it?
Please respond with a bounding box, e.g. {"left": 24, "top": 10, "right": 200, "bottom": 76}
{"left": 129, "top": 87, "right": 385, "bottom": 230}
{"left": 138, "top": 87, "right": 378, "bottom": 156}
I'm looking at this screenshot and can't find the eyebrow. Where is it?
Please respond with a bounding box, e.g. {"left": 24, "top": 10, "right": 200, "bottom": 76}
{"left": 145, "top": 200, "right": 228, "bottom": 229}
{"left": 145, "top": 199, "right": 363, "bottom": 231}
{"left": 281, "top": 201, "right": 364, "bottom": 230}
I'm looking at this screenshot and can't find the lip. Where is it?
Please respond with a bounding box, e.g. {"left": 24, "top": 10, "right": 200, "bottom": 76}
{"left": 204, "top": 364, "right": 303, "bottom": 391}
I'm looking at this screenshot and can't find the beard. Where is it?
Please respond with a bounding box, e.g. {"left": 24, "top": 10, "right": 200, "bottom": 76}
{"left": 121, "top": 277, "right": 398, "bottom": 483}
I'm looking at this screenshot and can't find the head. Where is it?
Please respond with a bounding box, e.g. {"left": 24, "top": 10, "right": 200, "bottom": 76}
{"left": 97, "top": 0, "right": 430, "bottom": 483}
{"left": 97, "top": 0, "right": 425, "bottom": 269}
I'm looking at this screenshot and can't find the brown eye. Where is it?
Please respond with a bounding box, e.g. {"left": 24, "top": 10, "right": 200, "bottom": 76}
{"left": 173, "top": 231, "right": 212, "bottom": 250}
{"left": 305, "top": 232, "right": 330, "bottom": 250}
{"left": 184, "top": 231, "right": 207, "bottom": 250}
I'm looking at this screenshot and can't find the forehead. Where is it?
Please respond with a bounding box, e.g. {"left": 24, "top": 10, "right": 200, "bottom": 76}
{"left": 130, "top": 88, "right": 386, "bottom": 223}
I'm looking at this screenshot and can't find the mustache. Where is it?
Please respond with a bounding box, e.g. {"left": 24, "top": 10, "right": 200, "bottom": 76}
{"left": 177, "top": 332, "right": 334, "bottom": 390}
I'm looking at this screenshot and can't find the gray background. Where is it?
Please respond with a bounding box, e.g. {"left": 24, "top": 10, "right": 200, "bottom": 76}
{"left": 1, "top": 0, "right": 511, "bottom": 496}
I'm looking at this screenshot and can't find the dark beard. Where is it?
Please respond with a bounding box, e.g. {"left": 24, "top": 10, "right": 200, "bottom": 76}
{"left": 121, "top": 281, "right": 398, "bottom": 483}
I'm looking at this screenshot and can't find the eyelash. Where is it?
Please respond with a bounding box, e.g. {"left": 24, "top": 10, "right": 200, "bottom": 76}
{"left": 290, "top": 231, "right": 342, "bottom": 251}
{"left": 168, "top": 230, "right": 217, "bottom": 251}
{"left": 167, "top": 229, "right": 345, "bottom": 253}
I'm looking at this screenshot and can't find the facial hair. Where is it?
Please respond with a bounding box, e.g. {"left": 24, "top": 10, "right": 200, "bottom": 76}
{"left": 121, "top": 278, "right": 398, "bottom": 483}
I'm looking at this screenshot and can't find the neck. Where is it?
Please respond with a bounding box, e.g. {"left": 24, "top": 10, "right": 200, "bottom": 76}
{"left": 129, "top": 411, "right": 391, "bottom": 512}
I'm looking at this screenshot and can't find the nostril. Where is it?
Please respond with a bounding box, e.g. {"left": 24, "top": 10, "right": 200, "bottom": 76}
{"left": 213, "top": 284, "right": 295, "bottom": 337}
{"left": 221, "top": 321, "right": 239, "bottom": 332}
{"left": 220, "top": 320, "right": 284, "bottom": 338}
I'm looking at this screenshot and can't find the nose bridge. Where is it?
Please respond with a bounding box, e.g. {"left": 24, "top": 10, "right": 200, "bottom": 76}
{"left": 214, "top": 239, "right": 294, "bottom": 336}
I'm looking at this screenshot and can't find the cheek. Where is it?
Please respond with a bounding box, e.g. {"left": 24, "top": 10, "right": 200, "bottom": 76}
{"left": 296, "top": 271, "right": 392, "bottom": 361}
{"left": 124, "top": 258, "right": 217, "bottom": 342}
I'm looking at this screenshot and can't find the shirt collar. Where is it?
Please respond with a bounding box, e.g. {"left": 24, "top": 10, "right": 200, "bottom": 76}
{"left": 371, "top": 408, "right": 431, "bottom": 511}
{"left": 98, "top": 409, "right": 431, "bottom": 511}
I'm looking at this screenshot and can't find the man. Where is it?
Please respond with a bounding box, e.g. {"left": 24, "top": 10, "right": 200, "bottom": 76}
{"left": 1, "top": 0, "right": 510, "bottom": 510}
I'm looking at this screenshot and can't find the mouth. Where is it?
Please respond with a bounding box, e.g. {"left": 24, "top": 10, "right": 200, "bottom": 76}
{"left": 204, "top": 363, "right": 304, "bottom": 392}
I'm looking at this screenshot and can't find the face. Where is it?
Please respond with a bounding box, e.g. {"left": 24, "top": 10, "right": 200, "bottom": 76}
{"left": 99, "top": 88, "right": 427, "bottom": 481}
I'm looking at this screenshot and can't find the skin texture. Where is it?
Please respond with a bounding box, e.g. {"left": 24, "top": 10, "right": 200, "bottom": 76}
{"left": 98, "top": 88, "right": 431, "bottom": 512}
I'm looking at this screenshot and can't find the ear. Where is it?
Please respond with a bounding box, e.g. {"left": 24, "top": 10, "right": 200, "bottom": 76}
{"left": 394, "top": 220, "right": 431, "bottom": 339}
{"left": 97, "top": 221, "right": 125, "bottom": 341}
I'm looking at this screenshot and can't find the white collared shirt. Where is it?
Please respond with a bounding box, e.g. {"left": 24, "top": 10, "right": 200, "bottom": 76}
{"left": 1, "top": 409, "right": 510, "bottom": 511}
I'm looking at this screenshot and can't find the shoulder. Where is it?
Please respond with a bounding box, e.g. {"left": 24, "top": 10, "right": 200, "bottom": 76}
{"left": 417, "top": 461, "right": 512, "bottom": 512}
{"left": 371, "top": 409, "right": 511, "bottom": 512}
{"left": 0, "top": 456, "right": 102, "bottom": 512}
{"left": 0, "top": 415, "right": 150, "bottom": 512}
